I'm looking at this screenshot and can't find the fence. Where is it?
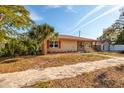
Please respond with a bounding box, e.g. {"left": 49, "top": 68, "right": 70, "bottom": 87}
{"left": 110, "top": 45, "right": 124, "bottom": 51}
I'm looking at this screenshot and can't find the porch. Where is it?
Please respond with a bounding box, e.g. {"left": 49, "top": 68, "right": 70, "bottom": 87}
{"left": 77, "top": 41, "right": 101, "bottom": 52}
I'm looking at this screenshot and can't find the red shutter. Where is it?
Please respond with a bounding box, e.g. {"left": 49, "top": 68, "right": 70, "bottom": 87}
{"left": 47, "top": 40, "right": 49, "bottom": 49}
{"left": 59, "top": 40, "right": 61, "bottom": 48}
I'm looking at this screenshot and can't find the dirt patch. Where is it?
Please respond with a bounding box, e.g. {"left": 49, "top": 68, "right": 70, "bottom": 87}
{"left": 115, "top": 65, "right": 124, "bottom": 72}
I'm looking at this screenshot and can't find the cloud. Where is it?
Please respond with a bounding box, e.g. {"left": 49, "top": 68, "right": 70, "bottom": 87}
{"left": 45, "top": 5, "right": 77, "bottom": 13}
{"left": 73, "top": 5, "right": 105, "bottom": 29}
{"left": 65, "top": 6, "right": 77, "bottom": 13}
{"left": 30, "top": 11, "right": 43, "bottom": 21}
{"left": 25, "top": 6, "right": 43, "bottom": 21}
{"left": 45, "top": 5, "right": 62, "bottom": 8}
{"left": 73, "top": 6, "right": 122, "bottom": 33}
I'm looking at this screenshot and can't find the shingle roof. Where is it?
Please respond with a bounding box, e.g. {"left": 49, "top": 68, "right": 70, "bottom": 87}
{"left": 59, "top": 35, "right": 100, "bottom": 42}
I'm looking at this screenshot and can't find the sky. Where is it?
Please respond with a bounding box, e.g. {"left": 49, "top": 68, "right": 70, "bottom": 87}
{"left": 25, "top": 5, "right": 122, "bottom": 39}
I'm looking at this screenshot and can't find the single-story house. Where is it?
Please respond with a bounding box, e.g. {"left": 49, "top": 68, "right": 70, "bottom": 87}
{"left": 45, "top": 35, "right": 101, "bottom": 53}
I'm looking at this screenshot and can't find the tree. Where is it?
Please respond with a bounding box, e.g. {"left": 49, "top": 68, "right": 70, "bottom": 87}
{"left": 0, "top": 5, "right": 34, "bottom": 41}
{"left": 28, "top": 23, "right": 58, "bottom": 55}
{"left": 116, "top": 28, "right": 124, "bottom": 44}
{"left": 0, "top": 5, "right": 35, "bottom": 57}
{"left": 98, "top": 7, "right": 124, "bottom": 43}
{"left": 3, "top": 38, "right": 19, "bottom": 57}
{"left": 98, "top": 27, "right": 115, "bottom": 41}
{"left": 0, "top": 34, "right": 38, "bottom": 57}
{"left": 18, "top": 34, "right": 38, "bottom": 55}
{"left": 0, "top": 6, "right": 58, "bottom": 56}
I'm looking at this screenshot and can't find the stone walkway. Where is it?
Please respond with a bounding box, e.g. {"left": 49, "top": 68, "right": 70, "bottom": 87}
{"left": 0, "top": 56, "right": 124, "bottom": 88}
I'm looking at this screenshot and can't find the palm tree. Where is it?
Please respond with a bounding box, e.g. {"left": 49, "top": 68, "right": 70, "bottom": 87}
{"left": 28, "top": 23, "right": 58, "bottom": 55}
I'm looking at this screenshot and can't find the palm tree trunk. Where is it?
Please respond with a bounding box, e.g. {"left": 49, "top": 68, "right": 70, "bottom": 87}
{"left": 42, "top": 41, "right": 47, "bottom": 55}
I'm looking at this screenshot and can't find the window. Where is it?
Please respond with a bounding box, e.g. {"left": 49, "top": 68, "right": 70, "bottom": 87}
{"left": 49, "top": 41, "right": 58, "bottom": 48}
{"left": 49, "top": 41, "right": 54, "bottom": 47}
{"left": 54, "top": 41, "right": 58, "bottom": 47}
{"left": 84, "top": 42, "right": 91, "bottom": 47}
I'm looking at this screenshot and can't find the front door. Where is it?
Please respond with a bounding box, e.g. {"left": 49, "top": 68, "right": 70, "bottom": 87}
{"left": 77, "top": 41, "right": 84, "bottom": 52}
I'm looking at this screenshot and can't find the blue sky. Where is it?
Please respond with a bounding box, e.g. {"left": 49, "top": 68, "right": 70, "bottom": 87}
{"left": 25, "top": 5, "right": 122, "bottom": 39}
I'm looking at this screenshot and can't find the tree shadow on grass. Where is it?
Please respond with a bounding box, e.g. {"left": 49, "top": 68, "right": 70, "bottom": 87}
{"left": 115, "top": 65, "right": 124, "bottom": 72}
{"left": 0, "top": 58, "right": 19, "bottom": 64}
{"left": 0, "top": 55, "right": 42, "bottom": 64}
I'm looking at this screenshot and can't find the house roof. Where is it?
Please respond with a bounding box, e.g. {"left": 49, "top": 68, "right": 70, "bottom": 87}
{"left": 59, "top": 35, "right": 100, "bottom": 42}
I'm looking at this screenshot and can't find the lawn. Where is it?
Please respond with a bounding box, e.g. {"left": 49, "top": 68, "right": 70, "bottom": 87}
{"left": 97, "top": 52, "right": 124, "bottom": 57}
{"left": 0, "top": 53, "right": 109, "bottom": 73}
{"left": 30, "top": 64, "right": 124, "bottom": 88}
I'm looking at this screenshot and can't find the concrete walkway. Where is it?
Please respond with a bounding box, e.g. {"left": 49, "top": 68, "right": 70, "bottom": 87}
{"left": 0, "top": 56, "right": 124, "bottom": 88}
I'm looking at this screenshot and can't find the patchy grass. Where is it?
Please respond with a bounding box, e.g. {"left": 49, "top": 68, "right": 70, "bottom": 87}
{"left": 0, "top": 53, "right": 109, "bottom": 73}
{"left": 97, "top": 52, "right": 124, "bottom": 57}
{"left": 30, "top": 64, "right": 124, "bottom": 88}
